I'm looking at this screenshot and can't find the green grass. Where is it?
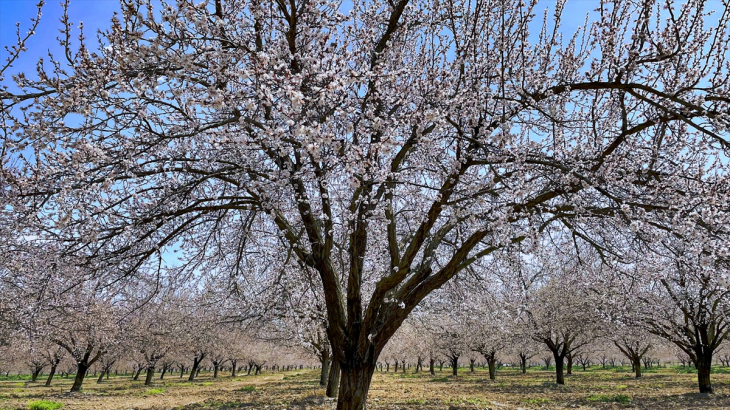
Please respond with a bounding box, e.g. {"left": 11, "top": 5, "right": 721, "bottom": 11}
{"left": 587, "top": 394, "right": 631, "bottom": 403}
{"left": 201, "top": 382, "right": 214, "bottom": 386}
{"left": 144, "top": 388, "right": 165, "bottom": 395}
{"left": 282, "top": 373, "right": 301, "bottom": 380}
{"left": 463, "top": 397, "right": 491, "bottom": 405}
{"left": 403, "top": 399, "right": 426, "bottom": 405}
{"left": 674, "top": 366, "right": 697, "bottom": 374}
{"left": 27, "top": 400, "right": 63, "bottom": 410}
{"left": 237, "top": 386, "right": 256, "bottom": 392}
{"left": 0, "top": 375, "right": 32, "bottom": 381}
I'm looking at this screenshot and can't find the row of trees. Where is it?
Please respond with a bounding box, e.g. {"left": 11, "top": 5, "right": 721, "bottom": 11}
{"left": 2, "top": 247, "right": 729, "bottom": 396}
{"left": 0, "top": 330, "right": 303, "bottom": 387}
{"left": 2, "top": 0, "right": 730, "bottom": 408}
{"left": 0, "top": 278, "right": 308, "bottom": 392}
{"left": 379, "top": 246, "right": 730, "bottom": 392}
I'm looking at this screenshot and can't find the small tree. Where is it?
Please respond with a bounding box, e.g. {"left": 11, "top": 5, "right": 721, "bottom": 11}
{"left": 613, "top": 335, "right": 652, "bottom": 378}
{"left": 575, "top": 352, "right": 591, "bottom": 372}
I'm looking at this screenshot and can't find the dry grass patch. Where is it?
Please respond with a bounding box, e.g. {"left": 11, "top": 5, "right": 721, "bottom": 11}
{"left": 0, "top": 367, "right": 728, "bottom": 409}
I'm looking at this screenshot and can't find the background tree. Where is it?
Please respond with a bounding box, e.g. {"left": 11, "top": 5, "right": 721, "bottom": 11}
{"left": 612, "top": 331, "right": 653, "bottom": 379}
{"left": 41, "top": 345, "right": 66, "bottom": 386}
{"left": 47, "top": 285, "right": 122, "bottom": 392}
{"left": 636, "top": 246, "right": 730, "bottom": 393}
{"left": 469, "top": 295, "right": 508, "bottom": 380}
{"left": 514, "top": 250, "right": 604, "bottom": 385}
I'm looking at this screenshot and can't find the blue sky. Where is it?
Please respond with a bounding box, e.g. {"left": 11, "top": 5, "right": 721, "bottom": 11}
{"left": 4, "top": 0, "right": 729, "bottom": 69}
{"left": 1, "top": 0, "right": 120, "bottom": 69}
{"left": 1, "top": 0, "right": 600, "bottom": 74}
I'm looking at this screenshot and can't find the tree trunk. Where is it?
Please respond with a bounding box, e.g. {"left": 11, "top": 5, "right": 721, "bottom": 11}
{"left": 451, "top": 356, "right": 458, "bottom": 376}
{"left": 487, "top": 358, "right": 496, "bottom": 380}
{"left": 70, "top": 362, "right": 89, "bottom": 392}
{"left": 697, "top": 354, "right": 713, "bottom": 394}
{"left": 31, "top": 369, "right": 40, "bottom": 382}
{"left": 633, "top": 358, "right": 642, "bottom": 378}
{"left": 520, "top": 355, "right": 527, "bottom": 374}
{"left": 144, "top": 366, "right": 155, "bottom": 386}
{"left": 231, "top": 360, "right": 237, "bottom": 377}
{"left": 188, "top": 358, "right": 202, "bottom": 381}
{"left": 553, "top": 353, "right": 565, "bottom": 385}
{"left": 429, "top": 359, "right": 435, "bottom": 375}
{"left": 213, "top": 364, "right": 219, "bottom": 378}
{"left": 45, "top": 365, "right": 57, "bottom": 387}
{"left": 320, "top": 351, "right": 330, "bottom": 386}
{"left": 133, "top": 367, "right": 143, "bottom": 381}
{"left": 566, "top": 353, "right": 573, "bottom": 375}
{"left": 97, "top": 370, "right": 105, "bottom": 383}
{"left": 160, "top": 366, "right": 167, "bottom": 380}
{"left": 336, "top": 364, "right": 375, "bottom": 410}
{"left": 326, "top": 360, "right": 341, "bottom": 398}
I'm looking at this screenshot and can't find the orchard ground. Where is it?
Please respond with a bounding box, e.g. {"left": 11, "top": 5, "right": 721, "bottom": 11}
{"left": 1, "top": 366, "right": 730, "bottom": 410}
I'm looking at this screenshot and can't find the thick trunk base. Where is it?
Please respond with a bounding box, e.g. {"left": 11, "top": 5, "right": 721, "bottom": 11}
{"left": 70, "top": 364, "right": 88, "bottom": 392}
{"left": 633, "top": 359, "right": 642, "bottom": 378}
{"left": 145, "top": 367, "right": 155, "bottom": 386}
{"left": 698, "top": 360, "right": 713, "bottom": 394}
{"left": 336, "top": 365, "right": 375, "bottom": 410}
{"left": 554, "top": 358, "right": 565, "bottom": 385}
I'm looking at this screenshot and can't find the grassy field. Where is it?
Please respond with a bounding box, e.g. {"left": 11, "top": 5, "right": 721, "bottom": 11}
{"left": 1, "top": 365, "right": 729, "bottom": 409}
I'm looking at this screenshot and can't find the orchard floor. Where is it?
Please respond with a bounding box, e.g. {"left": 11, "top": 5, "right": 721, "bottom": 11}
{"left": 2, "top": 366, "right": 730, "bottom": 410}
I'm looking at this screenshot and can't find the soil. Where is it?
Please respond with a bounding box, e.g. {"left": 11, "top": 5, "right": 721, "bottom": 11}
{"left": 1, "top": 365, "right": 729, "bottom": 409}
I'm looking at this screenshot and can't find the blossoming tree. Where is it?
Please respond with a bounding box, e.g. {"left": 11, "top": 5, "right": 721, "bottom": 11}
{"left": 3, "top": 0, "right": 730, "bottom": 407}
